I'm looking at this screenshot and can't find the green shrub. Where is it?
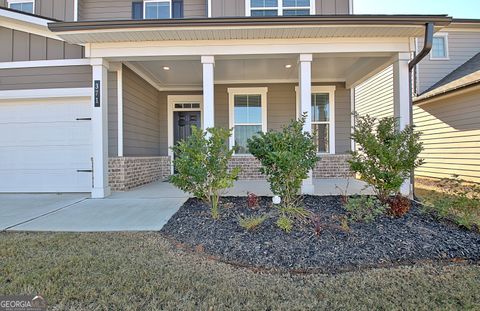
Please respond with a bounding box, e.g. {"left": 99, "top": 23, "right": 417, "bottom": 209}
{"left": 238, "top": 215, "right": 267, "bottom": 231}
{"left": 170, "top": 126, "right": 240, "bottom": 219}
{"left": 350, "top": 115, "right": 424, "bottom": 203}
{"left": 343, "top": 196, "right": 387, "bottom": 223}
{"left": 276, "top": 215, "right": 293, "bottom": 233}
{"left": 421, "top": 176, "right": 480, "bottom": 230}
{"left": 247, "top": 114, "right": 318, "bottom": 209}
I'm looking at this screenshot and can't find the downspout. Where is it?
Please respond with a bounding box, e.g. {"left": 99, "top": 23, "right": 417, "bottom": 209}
{"left": 407, "top": 22, "right": 434, "bottom": 198}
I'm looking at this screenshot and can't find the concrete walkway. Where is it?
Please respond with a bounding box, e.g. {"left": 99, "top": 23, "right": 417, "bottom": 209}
{"left": 1, "top": 178, "right": 371, "bottom": 232}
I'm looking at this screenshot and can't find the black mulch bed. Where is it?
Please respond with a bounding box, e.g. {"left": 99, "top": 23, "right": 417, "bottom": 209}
{"left": 160, "top": 196, "right": 480, "bottom": 273}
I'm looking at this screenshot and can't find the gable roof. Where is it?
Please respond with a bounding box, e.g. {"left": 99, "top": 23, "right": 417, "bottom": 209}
{"left": 415, "top": 52, "right": 480, "bottom": 103}
{"left": 0, "top": 6, "right": 61, "bottom": 40}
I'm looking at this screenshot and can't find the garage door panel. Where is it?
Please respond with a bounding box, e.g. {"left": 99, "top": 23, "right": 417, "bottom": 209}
{"left": 0, "top": 97, "right": 92, "bottom": 193}
{"left": 0, "top": 100, "right": 91, "bottom": 123}
{"left": 0, "top": 169, "right": 91, "bottom": 192}
{"left": 0, "top": 122, "right": 91, "bottom": 146}
{"left": 0, "top": 145, "right": 91, "bottom": 170}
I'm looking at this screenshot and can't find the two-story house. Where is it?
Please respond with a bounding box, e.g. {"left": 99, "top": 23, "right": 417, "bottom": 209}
{"left": 355, "top": 19, "right": 480, "bottom": 185}
{"left": 0, "top": 0, "right": 451, "bottom": 198}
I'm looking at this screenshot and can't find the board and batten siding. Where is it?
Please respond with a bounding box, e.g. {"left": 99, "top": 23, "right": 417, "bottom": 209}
{"left": 413, "top": 88, "right": 480, "bottom": 183}
{"left": 0, "top": 66, "right": 92, "bottom": 90}
{"left": 354, "top": 65, "right": 394, "bottom": 120}
{"left": 0, "top": 27, "right": 84, "bottom": 62}
{"left": 122, "top": 66, "right": 161, "bottom": 157}
{"left": 417, "top": 31, "right": 480, "bottom": 94}
{"left": 0, "top": 0, "right": 75, "bottom": 21}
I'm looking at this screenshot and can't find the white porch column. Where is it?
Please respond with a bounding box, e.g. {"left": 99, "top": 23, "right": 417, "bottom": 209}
{"left": 91, "top": 58, "right": 111, "bottom": 198}
{"left": 299, "top": 54, "right": 315, "bottom": 195}
{"left": 201, "top": 56, "right": 215, "bottom": 130}
{"left": 393, "top": 52, "right": 412, "bottom": 197}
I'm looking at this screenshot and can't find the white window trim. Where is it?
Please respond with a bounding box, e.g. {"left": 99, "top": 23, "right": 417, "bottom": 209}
{"left": 228, "top": 87, "right": 268, "bottom": 155}
{"left": 7, "top": 0, "right": 35, "bottom": 13}
{"left": 430, "top": 32, "right": 450, "bottom": 61}
{"left": 143, "top": 0, "right": 172, "bottom": 19}
{"left": 295, "top": 85, "right": 336, "bottom": 155}
{"left": 167, "top": 95, "right": 204, "bottom": 172}
{"left": 245, "top": 0, "right": 314, "bottom": 17}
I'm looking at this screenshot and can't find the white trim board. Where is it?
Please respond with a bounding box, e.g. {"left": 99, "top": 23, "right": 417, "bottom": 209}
{"left": 0, "top": 59, "right": 91, "bottom": 69}
{"left": 0, "top": 87, "right": 92, "bottom": 100}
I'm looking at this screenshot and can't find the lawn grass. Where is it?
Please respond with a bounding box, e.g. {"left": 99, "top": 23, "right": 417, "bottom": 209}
{"left": 416, "top": 186, "right": 480, "bottom": 230}
{"left": 1, "top": 232, "right": 480, "bottom": 310}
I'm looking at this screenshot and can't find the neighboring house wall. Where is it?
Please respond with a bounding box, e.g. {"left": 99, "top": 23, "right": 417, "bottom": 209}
{"left": 0, "top": 27, "right": 83, "bottom": 62}
{"left": 354, "top": 65, "right": 394, "bottom": 119}
{"left": 122, "top": 66, "right": 162, "bottom": 157}
{"left": 413, "top": 88, "right": 480, "bottom": 183}
{"left": 417, "top": 30, "right": 480, "bottom": 94}
{"left": 0, "top": 66, "right": 92, "bottom": 90}
{"left": 0, "top": 0, "right": 75, "bottom": 21}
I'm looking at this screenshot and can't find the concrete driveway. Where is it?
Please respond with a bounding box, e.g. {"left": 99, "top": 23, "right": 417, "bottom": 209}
{"left": 1, "top": 182, "right": 188, "bottom": 232}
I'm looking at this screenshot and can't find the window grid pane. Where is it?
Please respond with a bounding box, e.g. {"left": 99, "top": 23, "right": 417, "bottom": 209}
{"left": 251, "top": 9, "right": 278, "bottom": 16}
{"left": 432, "top": 37, "right": 446, "bottom": 58}
{"left": 311, "top": 93, "right": 329, "bottom": 122}
{"left": 312, "top": 123, "right": 329, "bottom": 153}
{"left": 251, "top": 0, "right": 278, "bottom": 7}
{"left": 234, "top": 95, "right": 262, "bottom": 124}
{"left": 283, "top": 9, "right": 310, "bottom": 15}
{"left": 234, "top": 125, "right": 262, "bottom": 154}
{"left": 10, "top": 2, "right": 34, "bottom": 13}
{"left": 145, "top": 2, "right": 170, "bottom": 19}
{"left": 283, "top": 0, "right": 309, "bottom": 7}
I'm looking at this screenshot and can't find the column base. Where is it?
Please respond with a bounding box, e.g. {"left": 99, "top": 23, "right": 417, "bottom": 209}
{"left": 91, "top": 186, "right": 111, "bottom": 199}
{"left": 400, "top": 180, "right": 412, "bottom": 199}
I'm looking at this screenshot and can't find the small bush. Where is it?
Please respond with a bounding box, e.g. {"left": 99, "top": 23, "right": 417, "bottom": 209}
{"left": 276, "top": 215, "right": 293, "bottom": 233}
{"left": 421, "top": 176, "right": 480, "bottom": 230}
{"left": 343, "top": 196, "right": 387, "bottom": 223}
{"left": 247, "top": 193, "right": 259, "bottom": 209}
{"left": 387, "top": 194, "right": 411, "bottom": 217}
{"left": 170, "top": 126, "right": 240, "bottom": 219}
{"left": 238, "top": 215, "right": 267, "bottom": 231}
{"left": 350, "top": 115, "right": 424, "bottom": 203}
{"left": 247, "top": 114, "right": 318, "bottom": 209}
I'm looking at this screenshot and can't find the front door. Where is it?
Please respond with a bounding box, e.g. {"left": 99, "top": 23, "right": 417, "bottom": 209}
{"left": 173, "top": 111, "right": 201, "bottom": 146}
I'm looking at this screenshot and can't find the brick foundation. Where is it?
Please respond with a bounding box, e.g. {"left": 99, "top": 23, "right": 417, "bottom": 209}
{"left": 313, "top": 154, "right": 354, "bottom": 179}
{"left": 228, "top": 154, "right": 353, "bottom": 180}
{"left": 109, "top": 156, "right": 171, "bottom": 191}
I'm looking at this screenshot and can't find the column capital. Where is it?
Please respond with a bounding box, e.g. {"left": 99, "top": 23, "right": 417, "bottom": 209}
{"left": 90, "top": 58, "right": 110, "bottom": 69}
{"left": 201, "top": 55, "right": 215, "bottom": 65}
{"left": 299, "top": 54, "right": 313, "bottom": 63}
{"left": 394, "top": 52, "right": 411, "bottom": 63}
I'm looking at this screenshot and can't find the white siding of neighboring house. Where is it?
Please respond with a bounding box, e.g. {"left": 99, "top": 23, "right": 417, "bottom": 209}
{"left": 413, "top": 88, "right": 480, "bottom": 184}
{"left": 417, "top": 30, "right": 480, "bottom": 94}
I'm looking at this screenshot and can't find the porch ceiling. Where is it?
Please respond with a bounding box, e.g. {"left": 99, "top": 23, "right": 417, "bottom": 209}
{"left": 126, "top": 53, "right": 394, "bottom": 89}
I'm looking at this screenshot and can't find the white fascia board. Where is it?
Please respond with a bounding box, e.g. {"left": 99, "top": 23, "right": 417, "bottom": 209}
{"left": 0, "top": 88, "right": 92, "bottom": 100}
{"left": 0, "top": 8, "right": 60, "bottom": 40}
{"left": 0, "top": 59, "right": 91, "bottom": 69}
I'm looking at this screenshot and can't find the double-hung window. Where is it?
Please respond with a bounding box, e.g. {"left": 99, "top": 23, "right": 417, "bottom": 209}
{"left": 144, "top": 0, "right": 171, "bottom": 19}
{"left": 248, "top": 0, "right": 313, "bottom": 16}
{"left": 430, "top": 34, "right": 449, "bottom": 60}
{"left": 297, "top": 86, "right": 335, "bottom": 154}
{"left": 228, "top": 88, "right": 268, "bottom": 154}
{"left": 8, "top": 0, "right": 34, "bottom": 13}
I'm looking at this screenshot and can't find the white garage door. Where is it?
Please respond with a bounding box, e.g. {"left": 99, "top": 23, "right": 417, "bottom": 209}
{"left": 0, "top": 97, "right": 92, "bottom": 193}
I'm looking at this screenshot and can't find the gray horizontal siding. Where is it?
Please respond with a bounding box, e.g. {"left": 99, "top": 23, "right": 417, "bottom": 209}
{"left": 417, "top": 31, "right": 480, "bottom": 94}
{"left": 108, "top": 71, "right": 118, "bottom": 157}
{"left": 315, "top": 0, "right": 350, "bottom": 14}
{"left": 79, "top": 0, "right": 132, "bottom": 21}
{"left": 123, "top": 66, "right": 161, "bottom": 157}
{"left": 0, "top": 27, "right": 84, "bottom": 62}
{"left": 354, "top": 65, "right": 394, "bottom": 120}
{"left": 414, "top": 88, "right": 480, "bottom": 183}
{"left": 0, "top": 66, "right": 92, "bottom": 90}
